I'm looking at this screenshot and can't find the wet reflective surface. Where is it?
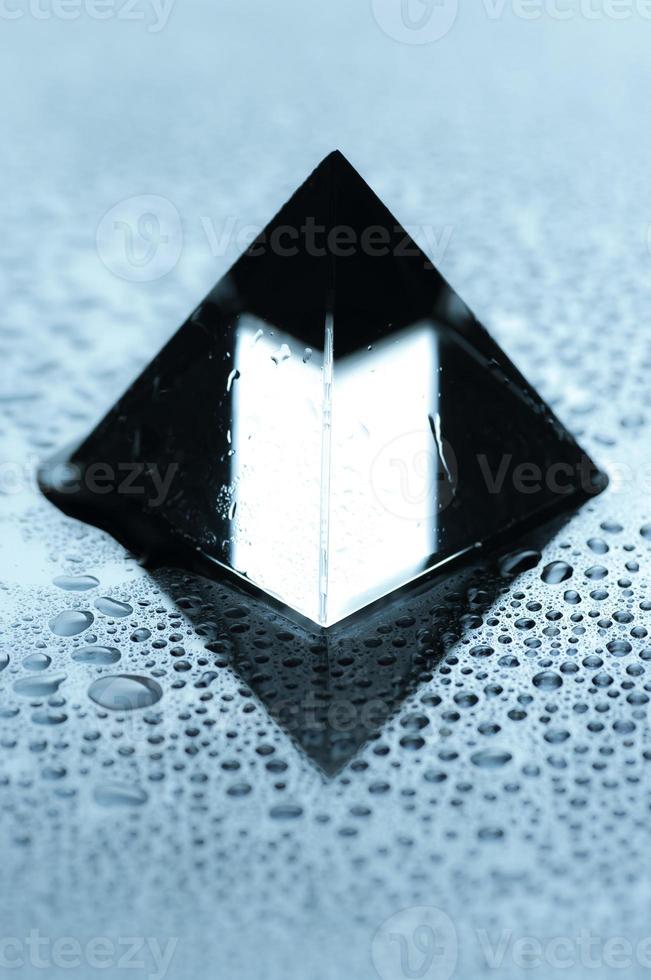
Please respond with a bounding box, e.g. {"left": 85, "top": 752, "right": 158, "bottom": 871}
{"left": 4, "top": 6, "right": 651, "bottom": 979}
{"left": 40, "top": 153, "right": 604, "bottom": 627}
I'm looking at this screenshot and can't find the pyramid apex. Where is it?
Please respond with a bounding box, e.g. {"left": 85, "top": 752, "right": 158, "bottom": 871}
{"left": 315, "top": 149, "right": 358, "bottom": 176}
{"left": 321, "top": 148, "right": 347, "bottom": 163}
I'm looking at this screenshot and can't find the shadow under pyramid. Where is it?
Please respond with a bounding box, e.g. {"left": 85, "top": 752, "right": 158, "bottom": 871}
{"left": 39, "top": 150, "right": 607, "bottom": 630}
{"left": 150, "top": 511, "right": 571, "bottom": 777}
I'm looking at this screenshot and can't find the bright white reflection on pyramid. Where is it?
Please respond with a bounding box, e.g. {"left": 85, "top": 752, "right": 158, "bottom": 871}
{"left": 328, "top": 324, "right": 441, "bottom": 625}
{"left": 228, "top": 319, "right": 442, "bottom": 627}
{"left": 230, "top": 318, "right": 324, "bottom": 624}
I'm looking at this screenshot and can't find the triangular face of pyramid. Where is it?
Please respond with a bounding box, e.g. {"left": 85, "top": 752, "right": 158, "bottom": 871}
{"left": 39, "top": 151, "right": 607, "bottom": 628}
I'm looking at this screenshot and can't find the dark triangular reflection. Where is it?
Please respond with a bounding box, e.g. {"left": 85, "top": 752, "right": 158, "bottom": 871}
{"left": 152, "top": 513, "right": 568, "bottom": 776}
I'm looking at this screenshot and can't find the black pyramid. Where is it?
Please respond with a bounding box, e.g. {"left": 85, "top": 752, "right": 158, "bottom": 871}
{"left": 39, "top": 151, "right": 607, "bottom": 627}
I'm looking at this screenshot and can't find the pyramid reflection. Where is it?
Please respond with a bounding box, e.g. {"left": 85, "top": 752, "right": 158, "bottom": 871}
{"left": 156, "top": 516, "right": 566, "bottom": 776}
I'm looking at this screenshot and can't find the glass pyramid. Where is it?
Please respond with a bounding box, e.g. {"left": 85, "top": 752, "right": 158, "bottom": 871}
{"left": 40, "top": 151, "right": 606, "bottom": 627}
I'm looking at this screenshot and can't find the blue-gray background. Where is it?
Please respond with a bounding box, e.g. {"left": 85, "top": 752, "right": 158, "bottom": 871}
{"left": 2, "top": 1, "right": 651, "bottom": 977}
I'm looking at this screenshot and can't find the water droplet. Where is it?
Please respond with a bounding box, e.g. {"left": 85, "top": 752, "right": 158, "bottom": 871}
{"left": 14, "top": 674, "right": 66, "bottom": 698}
{"left": 533, "top": 670, "right": 563, "bottom": 691}
{"left": 269, "top": 803, "right": 303, "bottom": 820}
{"left": 470, "top": 645, "right": 494, "bottom": 658}
{"left": 544, "top": 728, "right": 570, "bottom": 744}
{"left": 601, "top": 520, "right": 623, "bottom": 534}
{"left": 499, "top": 549, "right": 541, "bottom": 577}
{"left": 592, "top": 671, "right": 614, "bottom": 688}
{"left": 399, "top": 735, "right": 425, "bottom": 751}
{"left": 271, "top": 343, "right": 291, "bottom": 365}
{"left": 53, "top": 574, "right": 99, "bottom": 591}
{"left": 613, "top": 611, "right": 633, "bottom": 624}
{"left": 49, "top": 610, "right": 94, "bottom": 637}
{"left": 400, "top": 712, "right": 429, "bottom": 731}
{"left": 73, "top": 646, "right": 121, "bottom": 666}
{"left": 94, "top": 597, "right": 133, "bottom": 618}
{"left": 88, "top": 675, "right": 162, "bottom": 711}
{"left": 227, "top": 782, "right": 252, "bottom": 797}
{"left": 471, "top": 749, "right": 512, "bottom": 768}
{"left": 587, "top": 538, "right": 609, "bottom": 555}
{"left": 94, "top": 782, "right": 148, "bottom": 807}
{"left": 22, "top": 653, "right": 51, "bottom": 671}
{"left": 585, "top": 565, "right": 608, "bottom": 581}
{"left": 130, "top": 628, "right": 152, "bottom": 643}
{"left": 31, "top": 710, "right": 67, "bottom": 726}
{"left": 515, "top": 617, "right": 535, "bottom": 630}
{"left": 478, "top": 826, "right": 504, "bottom": 841}
{"left": 226, "top": 368, "right": 240, "bottom": 391}
{"left": 541, "top": 561, "right": 573, "bottom": 584}
{"left": 454, "top": 693, "right": 478, "bottom": 708}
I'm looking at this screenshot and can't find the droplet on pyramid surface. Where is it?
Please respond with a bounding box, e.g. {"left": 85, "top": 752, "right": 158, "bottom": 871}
{"left": 39, "top": 151, "right": 607, "bottom": 627}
